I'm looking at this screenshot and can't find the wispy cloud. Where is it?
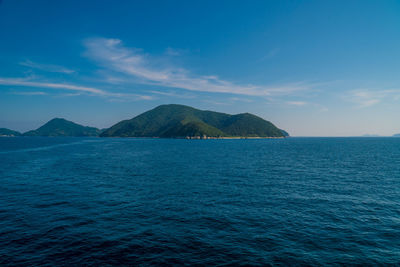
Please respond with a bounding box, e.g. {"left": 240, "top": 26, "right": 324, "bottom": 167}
{"left": 3, "top": 38, "right": 314, "bottom": 103}
{"left": 0, "top": 77, "right": 105, "bottom": 95}
{"left": 83, "top": 38, "right": 310, "bottom": 96}
{"left": 286, "top": 101, "right": 307, "bottom": 106}
{"left": 229, "top": 97, "right": 253, "bottom": 103}
{"left": 149, "top": 90, "right": 196, "bottom": 99}
{"left": 59, "top": 92, "right": 82, "bottom": 97}
{"left": 258, "top": 48, "right": 280, "bottom": 62}
{"left": 10, "top": 91, "right": 47, "bottom": 96}
{"left": 348, "top": 89, "right": 400, "bottom": 108}
{"left": 20, "top": 60, "right": 76, "bottom": 74}
{"left": 0, "top": 77, "right": 153, "bottom": 100}
{"left": 165, "top": 47, "right": 186, "bottom": 56}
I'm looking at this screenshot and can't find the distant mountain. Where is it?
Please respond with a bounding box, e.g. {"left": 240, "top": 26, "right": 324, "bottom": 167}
{"left": 0, "top": 128, "right": 21, "bottom": 137}
{"left": 23, "top": 118, "right": 100, "bottom": 137}
{"left": 101, "top": 104, "right": 288, "bottom": 138}
{"left": 393, "top": 134, "right": 400, "bottom": 137}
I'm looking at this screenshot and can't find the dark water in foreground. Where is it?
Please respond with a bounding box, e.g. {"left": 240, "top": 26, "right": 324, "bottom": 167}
{"left": 1, "top": 137, "right": 400, "bottom": 265}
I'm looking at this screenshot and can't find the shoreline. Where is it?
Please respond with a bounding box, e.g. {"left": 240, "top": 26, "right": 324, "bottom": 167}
{"left": 0, "top": 135, "right": 287, "bottom": 139}
{"left": 182, "top": 136, "right": 286, "bottom": 139}
{"left": 98, "top": 136, "right": 287, "bottom": 139}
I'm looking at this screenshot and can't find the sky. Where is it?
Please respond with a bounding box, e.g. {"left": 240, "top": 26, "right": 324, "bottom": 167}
{"left": 1, "top": 0, "right": 400, "bottom": 136}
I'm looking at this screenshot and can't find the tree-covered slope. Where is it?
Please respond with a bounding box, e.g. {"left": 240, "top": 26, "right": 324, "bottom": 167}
{"left": 161, "top": 121, "right": 226, "bottom": 138}
{"left": 23, "top": 118, "right": 100, "bottom": 137}
{"left": 101, "top": 104, "right": 288, "bottom": 138}
{"left": 0, "top": 128, "right": 21, "bottom": 136}
{"left": 217, "top": 113, "right": 284, "bottom": 137}
{"left": 280, "top": 129, "right": 289, "bottom": 137}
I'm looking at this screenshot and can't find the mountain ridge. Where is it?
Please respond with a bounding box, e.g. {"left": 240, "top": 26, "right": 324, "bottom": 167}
{"left": 101, "top": 104, "right": 288, "bottom": 138}
{"left": 1, "top": 105, "right": 289, "bottom": 138}
{"left": 0, "top": 128, "right": 21, "bottom": 137}
{"left": 23, "top": 118, "right": 101, "bottom": 137}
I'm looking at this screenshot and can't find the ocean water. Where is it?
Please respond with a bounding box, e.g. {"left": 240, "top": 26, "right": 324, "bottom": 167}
{"left": 1, "top": 137, "right": 400, "bottom": 265}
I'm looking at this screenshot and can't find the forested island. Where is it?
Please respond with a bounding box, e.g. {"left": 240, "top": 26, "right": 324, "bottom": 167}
{"left": 1, "top": 104, "right": 289, "bottom": 138}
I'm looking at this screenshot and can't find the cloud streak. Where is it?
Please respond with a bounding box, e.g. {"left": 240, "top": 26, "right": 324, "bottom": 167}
{"left": 286, "top": 101, "right": 307, "bottom": 106}
{"left": 20, "top": 60, "right": 76, "bottom": 74}
{"left": 3, "top": 38, "right": 314, "bottom": 102}
{"left": 0, "top": 77, "right": 153, "bottom": 100}
{"left": 83, "top": 38, "right": 310, "bottom": 96}
{"left": 348, "top": 89, "right": 400, "bottom": 108}
{"left": 10, "top": 91, "right": 47, "bottom": 96}
{"left": 0, "top": 77, "right": 105, "bottom": 95}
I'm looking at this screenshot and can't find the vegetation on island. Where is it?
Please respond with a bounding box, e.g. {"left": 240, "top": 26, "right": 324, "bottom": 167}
{"left": 23, "top": 118, "right": 100, "bottom": 137}
{"left": 0, "top": 128, "right": 21, "bottom": 137}
{"left": 101, "top": 104, "right": 288, "bottom": 138}
{"left": 1, "top": 105, "right": 288, "bottom": 138}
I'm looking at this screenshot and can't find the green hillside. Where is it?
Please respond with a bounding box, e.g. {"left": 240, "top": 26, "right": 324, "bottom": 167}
{"left": 0, "top": 128, "right": 21, "bottom": 136}
{"left": 101, "top": 104, "right": 288, "bottom": 138}
{"left": 23, "top": 118, "right": 100, "bottom": 137}
{"left": 280, "top": 129, "right": 289, "bottom": 137}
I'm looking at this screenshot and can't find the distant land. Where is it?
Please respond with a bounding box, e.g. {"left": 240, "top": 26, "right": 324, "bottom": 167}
{"left": 0, "top": 128, "right": 21, "bottom": 137}
{"left": 23, "top": 118, "right": 100, "bottom": 137}
{"left": 0, "top": 104, "right": 288, "bottom": 138}
{"left": 101, "top": 104, "right": 288, "bottom": 138}
{"left": 394, "top": 134, "right": 400, "bottom": 137}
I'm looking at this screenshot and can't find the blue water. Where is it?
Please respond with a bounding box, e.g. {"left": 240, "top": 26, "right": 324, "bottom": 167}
{"left": 1, "top": 137, "right": 400, "bottom": 265}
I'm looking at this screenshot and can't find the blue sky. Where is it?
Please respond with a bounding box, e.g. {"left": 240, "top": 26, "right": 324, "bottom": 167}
{"left": 1, "top": 0, "right": 400, "bottom": 136}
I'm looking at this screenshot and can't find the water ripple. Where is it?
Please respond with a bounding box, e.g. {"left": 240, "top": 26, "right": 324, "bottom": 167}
{"left": 1, "top": 137, "right": 400, "bottom": 265}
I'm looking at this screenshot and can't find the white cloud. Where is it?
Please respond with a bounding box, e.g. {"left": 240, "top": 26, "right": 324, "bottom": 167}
{"left": 0, "top": 77, "right": 153, "bottom": 100}
{"left": 83, "top": 37, "right": 310, "bottom": 96}
{"left": 165, "top": 47, "right": 184, "bottom": 56}
{"left": 348, "top": 89, "right": 400, "bottom": 108}
{"left": 286, "top": 101, "right": 307, "bottom": 106}
{"left": 229, "top": 97, "right": 252, "bottom": 103}
{"left": 10, "top": 91, "right": 47, "bottom": 96}
{"left": 149, "top": 90, "right": 196, "bottom": 99}
{"left": 0, "top": 77, "right": 105, "bottom": 95}
{"left": 20, "top": 60, "right": 76, "bottom": 74}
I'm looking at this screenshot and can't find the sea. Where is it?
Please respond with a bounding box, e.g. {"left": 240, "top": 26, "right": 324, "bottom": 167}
{"left": 1, "top": 137, "right": 400, "bottom": 265}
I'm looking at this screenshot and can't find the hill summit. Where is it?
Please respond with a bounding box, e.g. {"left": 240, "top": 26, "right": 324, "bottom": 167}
{"left": 101, "top": 104, "right": 288, "bottom": 138}
{"left": 23, "top": 118, "right": 100, "bottom": 137}
{"left": 0, "top": 128, "right": 21, "bottom": 137}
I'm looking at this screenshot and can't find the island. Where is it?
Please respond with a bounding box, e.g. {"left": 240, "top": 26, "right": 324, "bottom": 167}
{"left": 1, "top": 105, "right": 289, "bottom": 138}
{"left": 0, "top": 128, "right": 21, "bottom": 137}
{"left": 23, "top": 118, "right": 101, "bottom": 137}
{"left": 101, "top": 104, "right": 288, "bottom": 138}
